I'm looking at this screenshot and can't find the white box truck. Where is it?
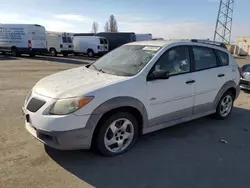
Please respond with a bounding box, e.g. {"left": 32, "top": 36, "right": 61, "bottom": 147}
{"left": 72, "top": 36, "right": 108, "bottom": 57}
{"left": 0, "top": 24, "right": 47, "bottom": 57}
{"left": 46, "top": 32, "right": 73, "bottom": 57}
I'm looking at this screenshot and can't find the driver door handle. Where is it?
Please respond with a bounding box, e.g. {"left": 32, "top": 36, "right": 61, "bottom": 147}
{"left": 218, "top": 74, "right": 225, "bottom": 77}
{"left": 186, "top": 80, "right": 195, "bottom": 84}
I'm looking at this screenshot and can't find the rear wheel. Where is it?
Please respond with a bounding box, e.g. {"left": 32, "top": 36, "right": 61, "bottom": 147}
{"left": 214, "top": 91, "right": 234, "bottom": 120}
{"left": 2, "top": 52, "right": 6, "bottom": 55}
{"left": 62, "top": 53, "right": 68, "bottom": 57}
{"left": 73, "top": 52, "right": 78, "bottom": 56}
{"left": 50, "top": 48, "right": 57, "bottom": 57}
{"left": 11, "top": 47, "right": 20, "bottom": 57}
{"left": 87, "top": 49, "right": 94, "bottom": 57}
{"left": 96, "top": 112, "right": 138, "bottom": 157}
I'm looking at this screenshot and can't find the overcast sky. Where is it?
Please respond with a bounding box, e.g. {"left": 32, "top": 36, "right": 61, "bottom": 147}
{"left": 1, "top": 0, "right": 250, "bottom": 41}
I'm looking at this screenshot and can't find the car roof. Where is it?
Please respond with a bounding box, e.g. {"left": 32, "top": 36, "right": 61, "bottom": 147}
{"left": 126, "top": 40, "right": 229, "bottom": 52}
{"left": 126, "top": 40, "right": 175, "bottom": 47}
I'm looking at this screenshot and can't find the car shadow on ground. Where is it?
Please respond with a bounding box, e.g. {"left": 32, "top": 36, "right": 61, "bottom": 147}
{"left": 19, "top": 55, "right": 95, "bottom": 65}
{"left": 45, "top": 107, "right": 250, "bottom": 188}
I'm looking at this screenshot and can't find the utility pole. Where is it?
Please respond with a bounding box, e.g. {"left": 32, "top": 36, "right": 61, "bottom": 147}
{"left": 214, "top": 0, "right": 234, "bottom": 44}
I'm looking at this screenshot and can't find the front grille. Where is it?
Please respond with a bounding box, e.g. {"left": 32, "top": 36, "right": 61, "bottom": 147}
{"left": 27, "top": 98, "right": 46, "bottom": 112}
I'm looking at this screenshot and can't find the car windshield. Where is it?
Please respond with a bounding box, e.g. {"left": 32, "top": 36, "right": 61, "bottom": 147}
{"left": 89, "top": 45, "right": 161, "bottom": 76}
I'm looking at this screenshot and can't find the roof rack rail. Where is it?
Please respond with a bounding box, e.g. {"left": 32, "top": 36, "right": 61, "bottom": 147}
{"left": 190, "top": 39, "right": 227, "bottom": 49}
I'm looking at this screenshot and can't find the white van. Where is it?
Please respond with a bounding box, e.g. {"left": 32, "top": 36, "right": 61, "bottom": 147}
{"left": 46, "top": 32, "right": 73, "bottom": 57}
{"left": 73, "top": 36, "right": 108, "bottom": 57}
{"left": 0, "top": 24, "right": 47, "bottom": 57}
{"left": 135, "top": 34, "right": 152, "bottom": 41}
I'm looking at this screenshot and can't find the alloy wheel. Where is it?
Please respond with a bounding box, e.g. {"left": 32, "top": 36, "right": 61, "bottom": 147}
{"left": 104, "top": 118, "right": 134, "bottom": 153}
{"left": 220, "top": 95, "right": 233, "bottom": 117}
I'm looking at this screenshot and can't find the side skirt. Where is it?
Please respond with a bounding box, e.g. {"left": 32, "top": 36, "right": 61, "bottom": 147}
{"left": 142, "top": 110, "right": 216, "bottom": 135}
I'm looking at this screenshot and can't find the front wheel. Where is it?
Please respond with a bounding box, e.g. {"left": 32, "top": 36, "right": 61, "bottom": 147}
{"left": 11, "top": 48, "right": 20, "bottom": 57}
{"left": 96, "top": 112, "right": 139, "bottom": 157}
{"left": 214, "top": 91, "right": 234, "bottom": 120}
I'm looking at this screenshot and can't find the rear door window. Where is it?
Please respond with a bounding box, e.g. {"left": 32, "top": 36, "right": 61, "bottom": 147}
{"left": 67, "top": 37, "right": 72, "bottom": 43}
{"left": 216, "top": 50, "right": 229, "bottom": 66}
{"left": 62, "top": 37, "right": 67, "bottom": 43}
{"left": 192, "top": 47, "right": 218, "bottom": 71}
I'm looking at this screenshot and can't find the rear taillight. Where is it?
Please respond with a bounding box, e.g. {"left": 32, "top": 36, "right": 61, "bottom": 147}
{"left": 238, "top": 66, "right": 242, "bottom": 77}
{"left": 28, "top": 40, "right": 32, "bottom": 48}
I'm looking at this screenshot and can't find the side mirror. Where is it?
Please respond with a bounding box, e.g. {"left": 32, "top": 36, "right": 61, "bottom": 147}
{"left": 148, "top": 69, "right": 170, "bottom": 81}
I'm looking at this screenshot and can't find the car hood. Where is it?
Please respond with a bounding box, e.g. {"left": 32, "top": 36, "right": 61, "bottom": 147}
{"left": 33, "top": 67, "right": 128, "bottom": 99}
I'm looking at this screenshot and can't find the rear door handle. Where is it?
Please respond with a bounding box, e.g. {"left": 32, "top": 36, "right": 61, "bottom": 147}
{"left": 186, "top": 80, "right": 195, "bottom": 84}
{"left": 218, "top": 74, "right": 225, "bottom": 77}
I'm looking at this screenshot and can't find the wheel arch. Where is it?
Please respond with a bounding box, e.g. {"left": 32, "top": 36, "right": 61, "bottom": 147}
{"left": 214, "top": 81, "right": 240, "bottom": 108}
{"left": 11, "top": 46, "right": 18, "bottom": 50}
{"left": 49, "top": 47, "right": 57, "bottom": 52}
{"left": 86, "top": 97, "right": 148, "bottom": 147}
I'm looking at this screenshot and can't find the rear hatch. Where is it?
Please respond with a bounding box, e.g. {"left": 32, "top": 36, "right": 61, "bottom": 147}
{"left": 99, "top": 38, "right": 108, "bottom": 51}
{"left": 61, "top": 35, "right": 73, "bottom": 50}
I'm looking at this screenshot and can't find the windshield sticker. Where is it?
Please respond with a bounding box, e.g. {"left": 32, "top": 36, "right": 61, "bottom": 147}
{"left": 142, "top": 46, "right": 161, "bottom": 51}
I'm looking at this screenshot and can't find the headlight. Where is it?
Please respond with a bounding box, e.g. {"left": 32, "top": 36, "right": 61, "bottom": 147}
{"left": 50, "top": 96, "right": 94, "bottom": 115}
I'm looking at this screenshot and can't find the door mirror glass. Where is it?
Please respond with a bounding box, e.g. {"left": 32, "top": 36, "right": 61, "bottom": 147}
{"left": 149, "top": 69, "right": 170, "bottom": 80}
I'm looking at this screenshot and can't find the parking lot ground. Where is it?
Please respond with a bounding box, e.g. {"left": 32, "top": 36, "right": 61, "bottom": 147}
{"left": 0, "top": 55, "right": 250, "bottom": 188}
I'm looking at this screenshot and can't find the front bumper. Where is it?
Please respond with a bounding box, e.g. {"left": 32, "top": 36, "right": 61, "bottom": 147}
{"left": 23, "top": 92, "right": 94, "bottom": 150}
{"left": 25, "top": 121, "right": 92, "bottom": 150}
{"left": 240, "top": 78, "right": 250, "bottom": 91}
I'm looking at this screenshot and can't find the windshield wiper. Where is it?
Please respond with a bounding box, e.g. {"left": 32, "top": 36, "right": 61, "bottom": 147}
{"left": 92, "top": 64, "right": 106, "bottom": 73}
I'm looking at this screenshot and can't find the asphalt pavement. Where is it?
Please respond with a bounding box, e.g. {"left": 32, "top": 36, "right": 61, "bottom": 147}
{"left": 0, "top": 55, "right": 250, "bottom": 188}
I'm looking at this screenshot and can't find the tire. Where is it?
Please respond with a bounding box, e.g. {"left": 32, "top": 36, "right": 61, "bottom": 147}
{"left": 50, "top": 48, "right": 57, "bottom": 57}
{"left": 11, "top": 48, "right": 20, "bottom": 57}
{"left": 29, "top": 53, "right": 35, "bottom": 57}
{"left": 87, "top": 49, "right": 94, "bottom": 57}
{"left": 2, "top": 52, "right": 6, "bottom": 55}
{"left": 62, "top": 53, "right": 68, "bottom": 57}
{"left": 96, "top": 112, "right": 139, "bottom": 157}
{"left": 214, "top": 91, "right": 234, "bottom": 120}
{"left": 73, "top": 52, "right": 78, "bottom": 56}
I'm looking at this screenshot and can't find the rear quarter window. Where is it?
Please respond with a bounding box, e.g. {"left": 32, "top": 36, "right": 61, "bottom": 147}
{"left": 216, "top": 50, "right": 229, "bottom": 66}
